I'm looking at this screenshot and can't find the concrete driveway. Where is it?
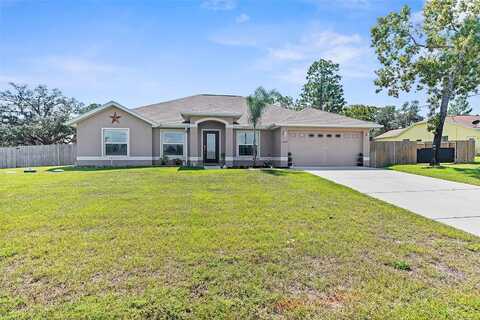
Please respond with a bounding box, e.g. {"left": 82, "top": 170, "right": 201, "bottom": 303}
{"left": 302, "top": 167, "right": 480, "bottom": 237}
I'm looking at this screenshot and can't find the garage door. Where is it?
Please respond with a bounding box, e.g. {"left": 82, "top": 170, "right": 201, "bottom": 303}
{"left": 288, "top": 131, "right": 363, "bottom": 166}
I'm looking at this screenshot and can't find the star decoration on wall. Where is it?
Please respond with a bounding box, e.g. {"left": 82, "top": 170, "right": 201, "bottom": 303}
{"left": 110, "top": 112, "right": 121, "bottom": 124}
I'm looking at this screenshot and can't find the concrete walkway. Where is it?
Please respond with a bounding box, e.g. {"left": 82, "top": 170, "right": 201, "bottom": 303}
{"left": 302, "top": 167, "right": 480, "bottom": 237}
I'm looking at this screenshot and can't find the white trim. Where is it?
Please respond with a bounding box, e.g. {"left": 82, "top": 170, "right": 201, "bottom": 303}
{"left": 260, "top": 157, "right": 288, "bottom": 161}
{"left": 184, "top": 127, "right": 189, "bottom": 164}
{"left": 181, "top": 111, "right": 242, "bottom": 118}
{"left": 76, "top": 156, "right": 288, "bottom": 162}
{"left": 201, "top": 129, "right": 222, "bottom": 163}
{"left": 226, "top": 156, "right": 287, "bottom": 161}
{"left": 77, "top": 156, "right": 156, "bottom": 161}
{"left": 102, "top": 128, "right": 130, "bottom": 157}
{"left": 236, "top": 130, "right": 260, "bottom": 158}
{"left": 160, "top": 129, "right": 186, "bottom": 160}
{"left": 156, "top": 123, "right": 191, "bottom": 128}
{"left": 231, "top": 124, "right": 273, "bottom": 130}
{"left": 273, "top": 123, "right": 382, "bottom": 129}
{"left": 68, "top": 101, "right": 157, "bottom": 126}
{"left": 194, "top": 117, "right": 230, "bottom": 126}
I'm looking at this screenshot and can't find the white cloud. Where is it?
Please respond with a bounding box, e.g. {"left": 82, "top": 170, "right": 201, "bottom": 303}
{"left": 263, "top": 29, "right": 375, "bottom": 83}
{"left": 0, "top": 55, "right": 133, "bottom": 93}
{"left": 268, "top": 48, "right": 305, "bottom": 61}
{"left": 276, "top": 65, "right": 308, "bottom": 84}
{"left": 235, "top": 13, "right": 250, "bottom": 24}
{"left": 267, "top": 30, "right": 368, "bottom": 65}
{"left": 201, "top": 0, "right": 236, "bottom": 11}
{"left": 210, "top": 23, "right": 375, "bottom": 83}
{"left": 40, "top": 56, "right": 123, "bottom": 74}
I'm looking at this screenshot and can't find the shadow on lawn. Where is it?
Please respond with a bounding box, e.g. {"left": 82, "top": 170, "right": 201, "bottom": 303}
{"left": 177, "top": 166, "right": 205, "bottom": 171}
{"left": 450, "top": 167, "right": 480, "bottom": 180}
{"left": 260, "top": 169, "right": 300, "bottom": 176}
{"left": 417, "top": 164, "right": 480, "bottom": 181}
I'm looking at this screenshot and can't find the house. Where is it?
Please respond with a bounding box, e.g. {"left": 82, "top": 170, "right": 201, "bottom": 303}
{"left": 375, "top": 115, "right": 480, "bottom": 154}
{"left": 67, "top": 94, "right": 381, "bottom": 167}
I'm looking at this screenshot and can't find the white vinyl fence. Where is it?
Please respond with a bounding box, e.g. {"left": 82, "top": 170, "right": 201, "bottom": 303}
{"left": 0, "top": 144, "right": 77, "bottom": 169}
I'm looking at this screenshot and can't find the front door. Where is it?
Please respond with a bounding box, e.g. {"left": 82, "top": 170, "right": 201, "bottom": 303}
{"left": 203, "top": 131, "right": 219, "bottom": 164}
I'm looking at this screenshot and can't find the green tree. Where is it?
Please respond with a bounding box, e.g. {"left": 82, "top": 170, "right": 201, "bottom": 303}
{"left": 247, "top": 87, "right": 270, "bottom": 167}
{"left": 342, "top": 104, "right": 378, "bottom": 122}
{"left": 79, "top": 103, "right": 101, "bottom": 114}
{"left": 265, "top": 89, "right": 295, "bottom": 109}
{"left": 371, "top": 1, "right": 480, "bottom": 165}
{"left": 297, "top": 59, "right": 346, "bottom": 113}
{"left": 0, "top": 83, "right": 83, "bottom": 146}
{"left": 375, "top": 106, "right": 399, "bottom": 135}
{"left": 448, "top": 95, "right": 472, "bottom": 115}
{"left": 396, "top": 101, "right": 424, "bottom": 128}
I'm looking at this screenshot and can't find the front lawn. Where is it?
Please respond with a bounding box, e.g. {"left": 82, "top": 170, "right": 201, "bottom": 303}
{"left": 390, "top": 157, "right": 480, "bottom": 186}
{"left": 1, "top": 167, "right": 479, "bottom": 319}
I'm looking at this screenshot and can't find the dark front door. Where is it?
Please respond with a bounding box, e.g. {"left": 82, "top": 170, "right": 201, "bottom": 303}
{"left": 203, "top": 131, "right": 219, "bottom": 164}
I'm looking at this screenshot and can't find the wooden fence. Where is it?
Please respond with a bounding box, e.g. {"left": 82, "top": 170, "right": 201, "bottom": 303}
{"left": 0, "top": 144, "right": 77, "bottom": 169}
{"left": 370, "top": 140, "right": 475, "bottom": 168}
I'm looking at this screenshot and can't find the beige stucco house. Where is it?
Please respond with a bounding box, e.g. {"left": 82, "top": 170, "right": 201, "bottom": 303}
{"left": 68, "top": 94, "right": 380, "bottom": 167}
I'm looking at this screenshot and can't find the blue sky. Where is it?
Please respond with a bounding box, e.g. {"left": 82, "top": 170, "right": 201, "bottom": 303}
{"left": 0, "top": 0, "right": 478, "bottom": 114}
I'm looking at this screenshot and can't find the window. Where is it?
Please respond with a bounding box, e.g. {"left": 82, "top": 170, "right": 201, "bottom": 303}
{"left": 162, "top": 131, "right": 184, "bottom": 157}
{"left": 237, "top": 131, "right": 259, "bottom": 156}
{"left": 416, "top": 139, "right": 422, "bottom": 142}
{"left": 317, "top": 134, "right": 324, "bottom": 138}
{"left": 326, "top": 134, "right": 332, "bottom": 138}
{"left": 103, "top": 128, "right": 128, "bottom": 156}
{"left": 442, "top": 136, "right": 449, "bottom": 142}
{"left": 335, "top": 134, "right": 341, "bottom": 138}
{"left": 308, "top": 133, "right": 315, "bottom": 138}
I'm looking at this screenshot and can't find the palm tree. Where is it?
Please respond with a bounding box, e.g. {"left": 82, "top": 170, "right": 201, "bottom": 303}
{"left": 247, "top": 87, "right": 270, "bottom": 167}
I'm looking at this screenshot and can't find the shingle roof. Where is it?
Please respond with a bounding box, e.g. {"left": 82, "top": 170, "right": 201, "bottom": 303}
{"left": 375, "top": 115, "right": 480, "bottom": 140}
{"left": 278, "top": 107, "right": 381, "bottom": 127}
{"left": 375, "top": 128, "right": 408, "bottom": 139}
{"left": 134, "top": 94, "right": 380, "bottom": 128}
{"left": 447, "top": 115, "right": 480, "bottom": 129}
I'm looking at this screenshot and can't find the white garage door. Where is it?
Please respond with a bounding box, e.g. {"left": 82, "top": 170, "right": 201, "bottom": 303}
{"left": 288, "top": 131, "right": 363, "bottom": 166}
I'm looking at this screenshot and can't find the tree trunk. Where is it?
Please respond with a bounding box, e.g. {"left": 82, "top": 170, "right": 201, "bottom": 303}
{"left": 431, "top": 75, "right": 454, "bottom": 166}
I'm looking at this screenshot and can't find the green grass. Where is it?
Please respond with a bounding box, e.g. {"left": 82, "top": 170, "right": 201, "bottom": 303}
{"left": 390, "top": 157, "right": 480, "bottom": 186}
{"left": 1, "top": 166, "right": 479, "bottom": 319}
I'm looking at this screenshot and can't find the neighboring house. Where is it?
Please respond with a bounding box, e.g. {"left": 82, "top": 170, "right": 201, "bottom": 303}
{"left": 67, "top": 94, "right": 380, "bottom": 167}
{"left": 375, "top": 115, "right": 480, "bottom": 154}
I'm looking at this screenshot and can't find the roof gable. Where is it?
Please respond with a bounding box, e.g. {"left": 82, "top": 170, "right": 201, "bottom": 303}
{"left": 67, "top": 101, "right": 157, "bottom": 127}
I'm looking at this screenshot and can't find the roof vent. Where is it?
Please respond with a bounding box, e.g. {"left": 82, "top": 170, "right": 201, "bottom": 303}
{"left": 472, "top": 119, "right": 480, "bottom": 125}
